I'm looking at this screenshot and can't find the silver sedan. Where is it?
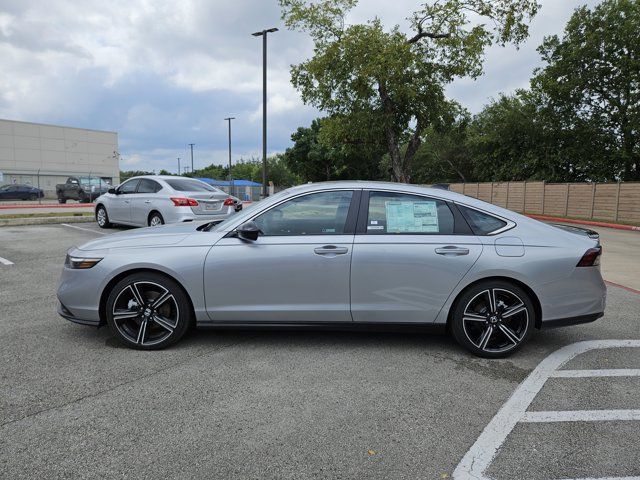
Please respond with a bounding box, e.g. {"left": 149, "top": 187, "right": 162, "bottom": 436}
{"left": 94, "top": 175, "right": 239, "bottom": 228}
{"left": 58, "top": 181, "right": 606, "bottom": 357}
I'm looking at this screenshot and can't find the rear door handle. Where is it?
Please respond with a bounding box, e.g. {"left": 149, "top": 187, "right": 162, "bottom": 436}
{"left": 314, "top": 245, "right": 349, "bottom": 256}
{"left": 435, "top": 246, "right": 470, "bottom": 256}
{"left": 144, "top": 200, "right": 151, "bottom": 204}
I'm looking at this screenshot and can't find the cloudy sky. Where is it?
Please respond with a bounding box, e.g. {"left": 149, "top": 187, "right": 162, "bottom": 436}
{"left": 0, "top": 0, "right": 600, "bottom": 173}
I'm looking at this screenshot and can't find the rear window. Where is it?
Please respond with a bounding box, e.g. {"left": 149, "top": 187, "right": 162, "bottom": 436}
{"left": 165, "top": 178, "right": 215, "bottom": 192}
{"left": 459, "top": 205, "right": 508, "bottom": 235}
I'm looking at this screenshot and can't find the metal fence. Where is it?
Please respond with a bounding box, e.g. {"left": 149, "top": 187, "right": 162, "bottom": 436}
{"left": 0, "top": 169, "right": 118, "bottom": 201}
{"left": 447, "top": 181, "right": 640, "bottom": 224}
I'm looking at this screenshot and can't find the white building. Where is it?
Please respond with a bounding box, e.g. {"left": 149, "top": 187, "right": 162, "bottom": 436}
{"left": 0, "top": 119, "right": 119, "bottom": 195}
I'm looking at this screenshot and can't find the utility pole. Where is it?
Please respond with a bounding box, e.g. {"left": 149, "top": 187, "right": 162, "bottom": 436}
{"left": 177, "top": 157, "right": 180, "bottom": 175}
{"left": 188, "top": 143, "right": 195, "bottom": 172}
{"left": 224, "top": 117, "right": 235, "bottom": 196}
{"left": 252, "top": 27, "right": 278, "bottom": 197}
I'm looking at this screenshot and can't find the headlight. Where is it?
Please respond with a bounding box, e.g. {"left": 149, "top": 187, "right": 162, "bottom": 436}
{"left": 65, "top": 254, "right": 103, "bottom": 269}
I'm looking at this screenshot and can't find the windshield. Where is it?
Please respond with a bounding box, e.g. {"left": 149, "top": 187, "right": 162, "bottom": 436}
{"left": 165, "top": 178, "right": 216, "bottom": 192}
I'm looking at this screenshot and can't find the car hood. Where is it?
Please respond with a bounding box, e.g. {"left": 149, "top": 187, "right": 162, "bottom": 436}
{"left": 77, "top": 222, "right": 207, "bottom": 251}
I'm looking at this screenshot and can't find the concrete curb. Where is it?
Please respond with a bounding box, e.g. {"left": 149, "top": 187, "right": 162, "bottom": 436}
{"left": 0, "top": 216, "right": 94, "bottom": 227}
{"left": 0, "top": 203, "right": 95, "bottom": 210}
{"left": 527, "top": 214, "right": 640, "bottom": 232}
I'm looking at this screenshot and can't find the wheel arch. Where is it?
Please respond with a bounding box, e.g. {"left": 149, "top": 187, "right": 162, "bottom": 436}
{"left": 446, "top": 276, "right": 543, "bottom": 330}
{"left": 147, "top": 210, "right": 163, "bottom": 225}
{"left": 98, "top": 268, "right": 196, "bottom": 326}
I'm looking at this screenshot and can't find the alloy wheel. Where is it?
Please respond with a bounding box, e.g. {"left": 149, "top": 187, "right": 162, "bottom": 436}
{"left": 461, "top": 288, "right": 529, "bottom": 354}
{"left": 111, "top": 281, "right": 179, "bottom": 346}
{"left": 149, "top": 214, "right": 163, "bottom": 227}
{"left": 97, "top": 208, "right": 107, "bottom": 227}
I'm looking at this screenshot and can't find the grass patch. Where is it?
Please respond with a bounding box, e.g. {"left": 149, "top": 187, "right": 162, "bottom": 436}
{"left": 0, "top": 212, "right": 93, "bottom": 219}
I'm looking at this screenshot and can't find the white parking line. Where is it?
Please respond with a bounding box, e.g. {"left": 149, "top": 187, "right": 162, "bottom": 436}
{"left": 0, "top": 256, "right": 14, "bottom": 265}
{"left": 60, "top": 223, "right": 107, "bottom": 235}
{"left": 552, "top": 369, "right": 640, "bottom": 378}
{"left": 521, "top": 409, "right": 640, "bottom": 423}
{"left": 453, "top": 339, "right": 640, "bottom": 480}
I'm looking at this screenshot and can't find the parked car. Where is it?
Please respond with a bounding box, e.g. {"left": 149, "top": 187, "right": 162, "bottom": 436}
{"left": 93, "top": 175, "right": 239, "bottom": 228}
{"left": 56, "top": 176, "right": 110, "bottom": 203}
{"left": 58, "top": 181, "right": 605, "bottom": 357}
{"left": 0, "top": 184, "right": 44, "bottom": 200}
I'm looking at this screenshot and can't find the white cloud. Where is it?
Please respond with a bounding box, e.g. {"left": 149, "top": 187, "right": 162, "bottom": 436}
{"left": 0, "top": 0, "right": 605, "bottom": 172}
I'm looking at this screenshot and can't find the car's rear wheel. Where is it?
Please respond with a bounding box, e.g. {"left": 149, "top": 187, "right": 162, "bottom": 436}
{"left": 79, "top": 193, "right": 90, "bottom": 203}
{"left": 105, "top": 272, "right": 192, "bottom": 350}
{"left": 96, "top": 205, "right": 112, "bottom": 228}
{"left": 451, "top": 280, "right": 534, "bottom": 358}
{"left": 148, "top": 211, "right": 164, "bottom": 227}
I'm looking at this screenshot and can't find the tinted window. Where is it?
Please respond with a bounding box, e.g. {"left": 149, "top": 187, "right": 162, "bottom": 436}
{"left": 366, "top": 192, "right": 455, "bottom": 234}
{"left": 254, "top": 191, "right": 353, "bottom": 236}
{"left": 137, "top": 179, "right": 161, "bottom": 193}
{"left": 459, "top": 205, "right": 507, "bottom": 235}
{"left": 118, "top": 179, "right": 139, "bottom": 194}
{"left": 165, "top": 178, "right": 215, "bottom": 192}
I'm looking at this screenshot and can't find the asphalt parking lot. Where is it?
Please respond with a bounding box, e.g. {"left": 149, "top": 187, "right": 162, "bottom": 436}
{"left": 1, "top": 222, "right": 639, "bottom": 479}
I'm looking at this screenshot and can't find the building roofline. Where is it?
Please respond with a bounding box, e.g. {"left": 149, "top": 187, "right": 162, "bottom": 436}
{"left": 0, "top": 118, "right": 118, "bottom": 135}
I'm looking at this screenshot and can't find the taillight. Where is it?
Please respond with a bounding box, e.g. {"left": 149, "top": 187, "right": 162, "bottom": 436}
{"left": 170, "top": 197, "right": 199, "bottom": 207}
{"left": 223, "top": 197, "right": 235, "bottom": 206}
{"left": 577, "top": 246, "right": 602, "bottom": 267}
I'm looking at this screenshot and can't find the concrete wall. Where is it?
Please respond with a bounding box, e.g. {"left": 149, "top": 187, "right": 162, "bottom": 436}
{"left": 447, "top": 181, "right": 640, "bottom": 224}
{"left": 0, "top": 119, "right": 119, "bottom": 195}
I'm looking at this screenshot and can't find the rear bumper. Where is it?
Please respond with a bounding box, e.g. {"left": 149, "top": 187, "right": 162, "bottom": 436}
{"left": 170, "top": 206, "right": 236, "bottom": 223}
{"left": 540, "top": 312, "right": 604, "bottom": 329}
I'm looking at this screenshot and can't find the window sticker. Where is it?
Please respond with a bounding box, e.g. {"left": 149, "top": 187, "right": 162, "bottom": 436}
{"left": 385, "top": 201, "right": 439, "bottom": 233}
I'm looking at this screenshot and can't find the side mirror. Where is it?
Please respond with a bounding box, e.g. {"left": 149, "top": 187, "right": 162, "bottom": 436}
{"left": 236, "top": 221, "right": 261, "bottom": 241}
{"left": 108, "top": 187, "right": 117, "bottom": 194}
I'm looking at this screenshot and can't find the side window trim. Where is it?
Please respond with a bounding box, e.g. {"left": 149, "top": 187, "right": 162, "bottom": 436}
{"left": 355, "top": 190, "right": 469, "bottom": 235}
{"left": 246, "top": 189, "right": 360, "bottom": 237}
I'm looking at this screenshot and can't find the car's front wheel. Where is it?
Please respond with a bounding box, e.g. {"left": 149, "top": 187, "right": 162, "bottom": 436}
{"left": 105, "top": 272, "right": 192, "bottom": 350}
{"left": 451, "top": 280, "right": 534, "bottom": 358}
{"left": 96, "top": 205, "right": 112, "bottom": 228}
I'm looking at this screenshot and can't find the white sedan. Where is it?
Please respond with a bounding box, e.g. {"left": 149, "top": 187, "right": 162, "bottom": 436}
{"left": 94, "top": 175, "right": 239, "bottom": 228}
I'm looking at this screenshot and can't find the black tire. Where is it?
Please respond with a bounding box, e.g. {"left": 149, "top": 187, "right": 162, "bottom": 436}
{"left": 450, "top": 280, "right": 535, "bottom": 358}
{"left": 29, "top": 193, "right": 37, "bottom": 201}
{"left": 79, "top": 193, "right": 90, "bottom": 203}
{"left": 58, "top": 196, "right": 67, "bottom": 204}
{"left": 148, "top": 211, "right": 165, "bottom": 227}
{"left": 105, "top": 272, "right": 192, "bottom": 350}
{"left": 96, "top": 205, "right": 112, "bottom": 228}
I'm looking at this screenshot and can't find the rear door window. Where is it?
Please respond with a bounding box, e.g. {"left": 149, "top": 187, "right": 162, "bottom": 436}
{"left": 137, "top": 179, "right": 161, "bottom": 193}
{"left": 366, "top": 192, "right": 455, "bottom": 235}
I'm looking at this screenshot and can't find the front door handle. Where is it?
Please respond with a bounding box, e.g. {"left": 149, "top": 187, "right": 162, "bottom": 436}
{"left": 144, "top": 200, "right": 151, "bottom": 204}
{"left": 435, "top": 246, "right": 470, "bottom": 256}
{"left": 314, "top": 245, "right": 349, "bottom": 256}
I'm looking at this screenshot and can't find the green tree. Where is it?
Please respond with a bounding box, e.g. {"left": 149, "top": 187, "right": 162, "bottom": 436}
{"left": 279, "top": 0, "right": 539, "bottom": 182}
{"left": 532, "top": 0, "right": 640, "bottom": 180}
{"left": 120, "top": 170, "right": 154, "bottom": 181}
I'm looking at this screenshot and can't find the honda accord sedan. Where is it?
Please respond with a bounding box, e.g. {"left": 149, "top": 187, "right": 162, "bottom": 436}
{"left": 57, "top": 181, "right": 605, "bottom": 357}
{"left": 94, "top": 175, "right": 239, "bottom": 228}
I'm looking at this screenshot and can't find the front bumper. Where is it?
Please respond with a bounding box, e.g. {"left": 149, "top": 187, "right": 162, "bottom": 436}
{"left": 57, "top": 301, "right": 101, "bottom": 327}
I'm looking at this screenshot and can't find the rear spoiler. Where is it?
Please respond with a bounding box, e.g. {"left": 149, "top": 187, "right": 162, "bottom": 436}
{"left": 551, "top": 223, "right": 600, "bottom": 241}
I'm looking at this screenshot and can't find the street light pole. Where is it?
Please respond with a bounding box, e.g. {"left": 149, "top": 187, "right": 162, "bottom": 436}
{"left": 252, "top": 27, "right": 278, "bottom": 197}
{"left": 224, "top": 117, "right": 235, "bottom": 197}
{"left": 188, "top": 143, "right": 195, "bottom": 172}
{"left": 177, "top": 157, "right": 180, "bottom": 175}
